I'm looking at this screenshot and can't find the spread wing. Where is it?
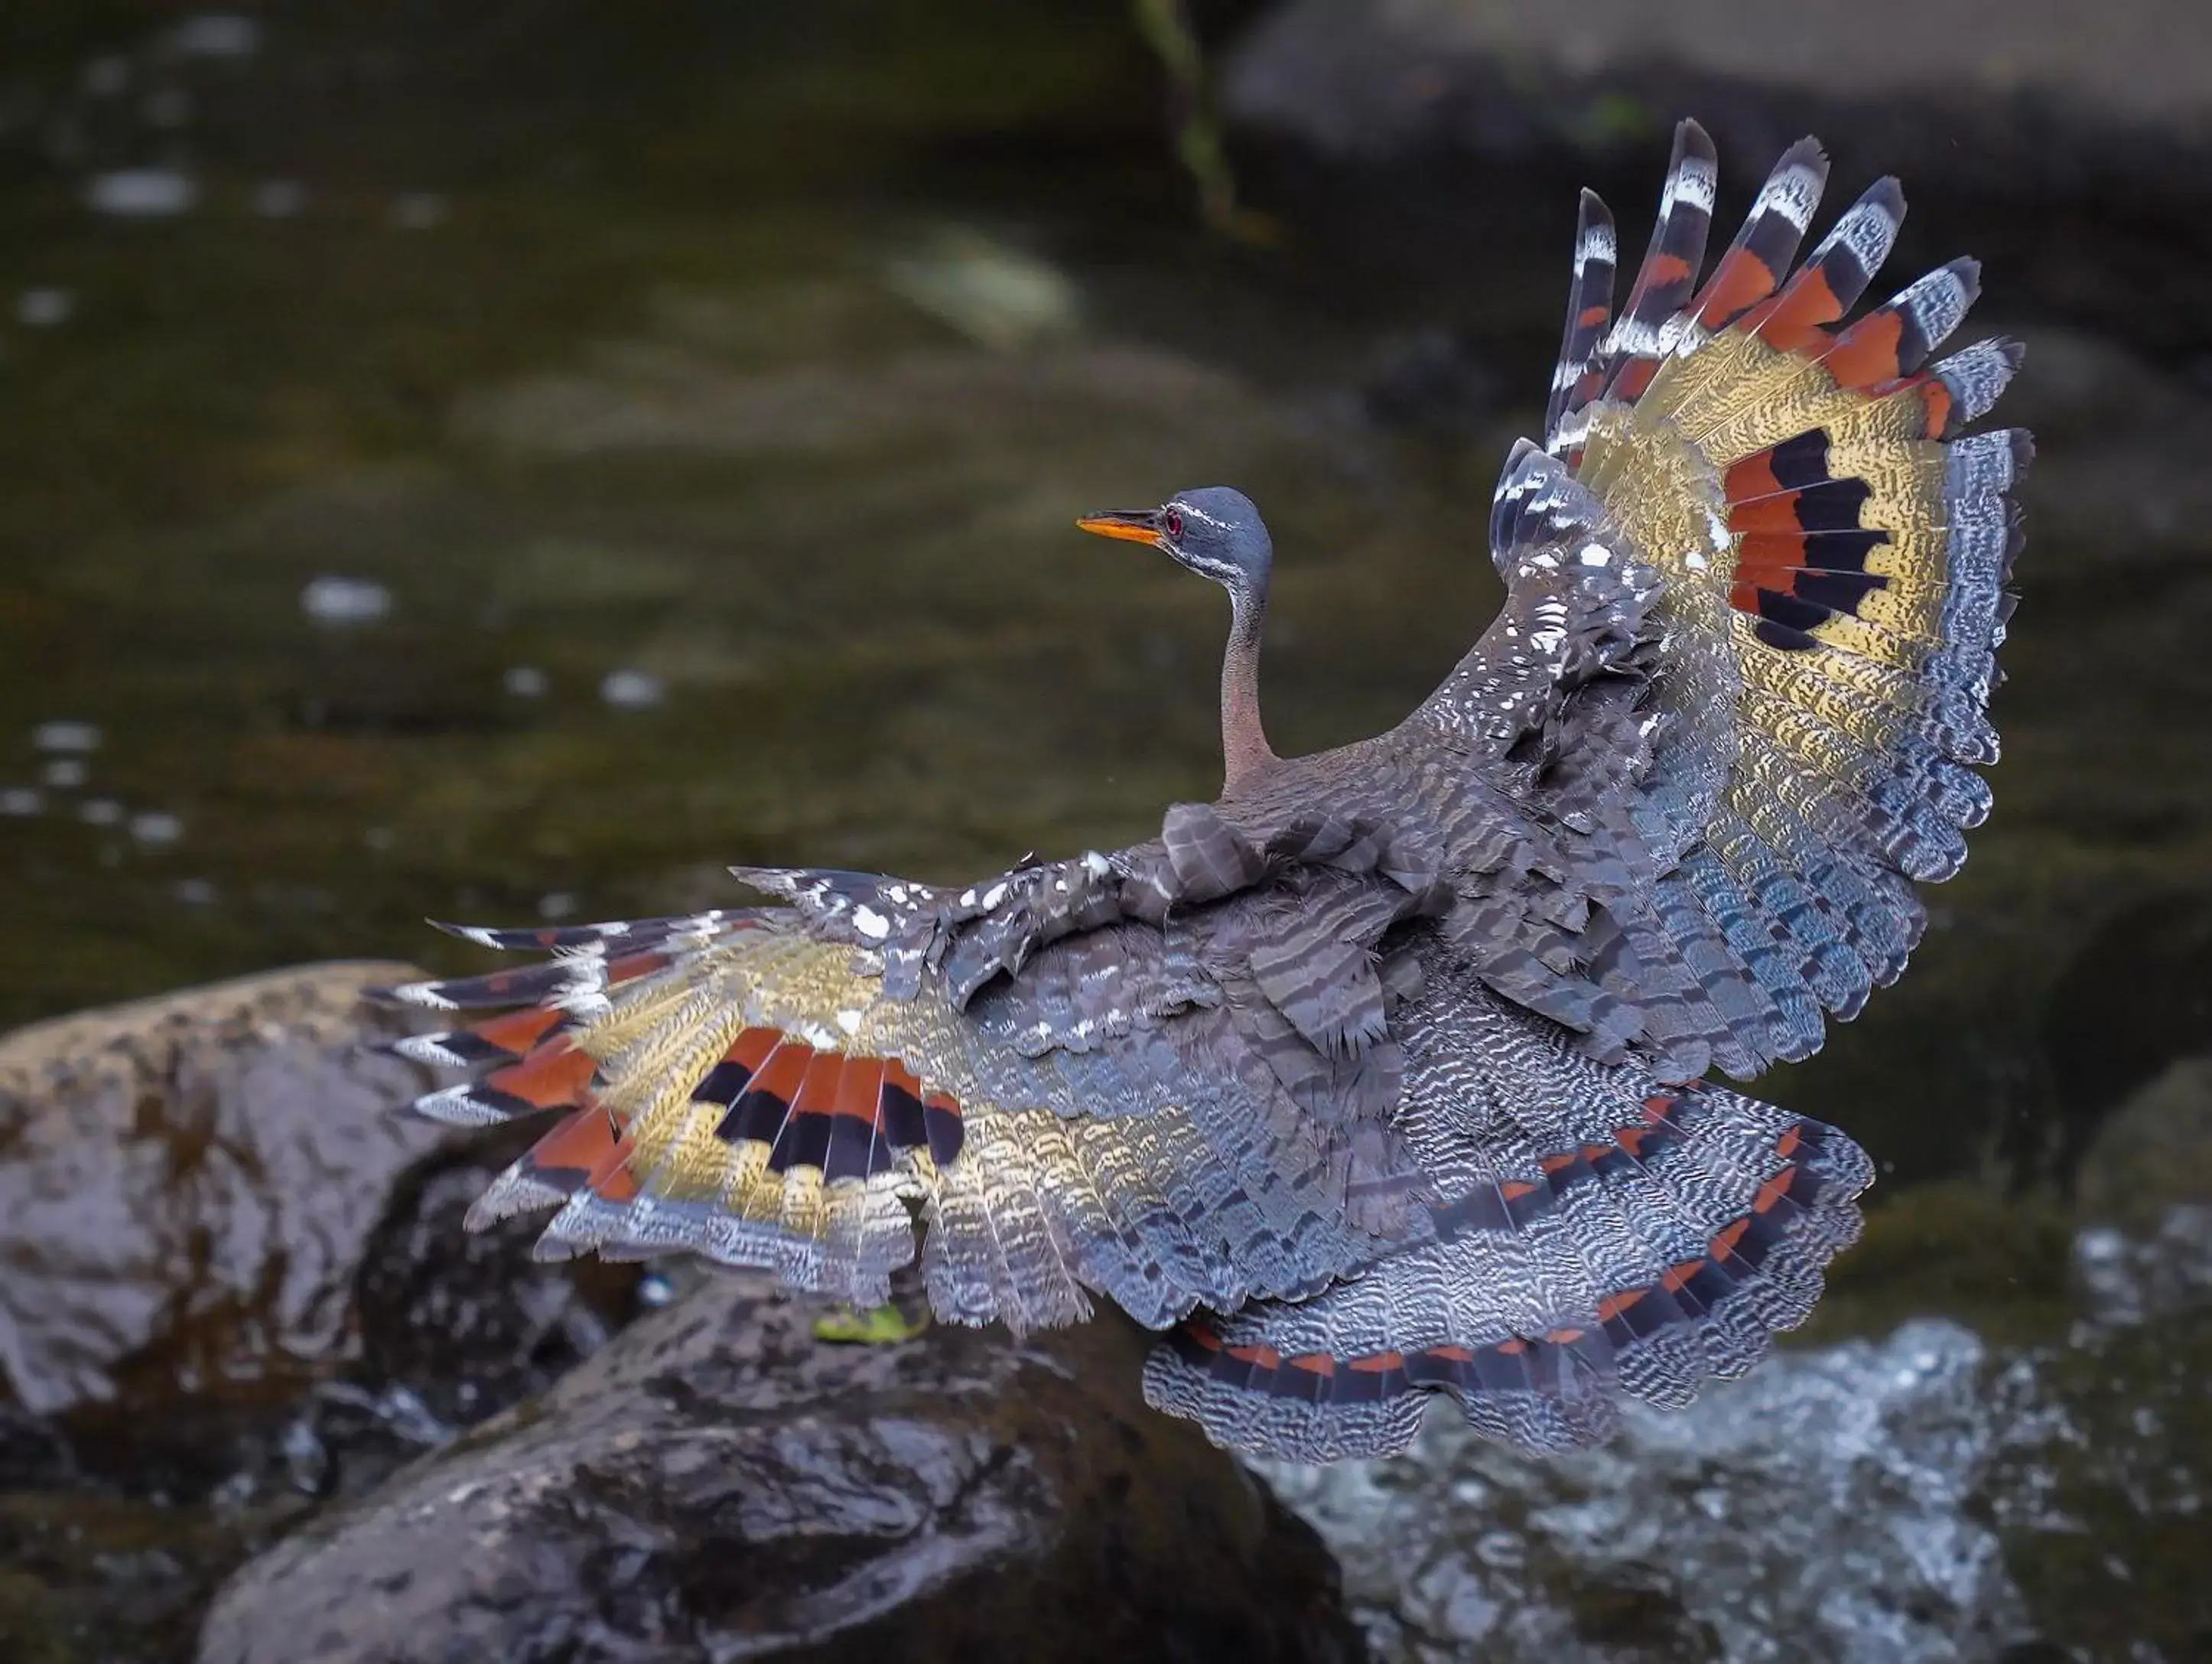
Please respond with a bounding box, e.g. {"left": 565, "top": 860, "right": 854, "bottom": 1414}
{"left": 1407, "top": 119, "right": 2029, "bottom": 1083}
{"left": 367, "top": 806, "right": 1452, "bottom": 1338}
{"left": 356, "top": 123, "right": 2006, "bottom": 1465}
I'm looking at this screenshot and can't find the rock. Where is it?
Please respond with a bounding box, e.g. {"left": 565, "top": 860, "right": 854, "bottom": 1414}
{"left": 298, "top": 1125, "right": 644, "bottom": 1502}
{"left": 0, "top": 965, "right": 653, "bottom": 1663}
{"left": 1232, "top": 0, "right": 2212, "bottom": 134}
{"left": 2, "top": 961, "right": 1338, "bottom": 1664}
{"left": 1224, "top": 0, "right": 2212, "bottom": 217}
{"left": 2044, "top": 893, "right": 2212, "bottom": 1125}
{"left": 0, "top": 1483, "right": 299, "bottom": 1664}
{"left": 197, "top": 1272, "right": 1368, "bottom": 1664}
{"left": 0, "top": 963, "right": 445, "bottom": 1424}
{"left": 2103, "top": 1065, "right": 2212, "bottom": 1199}
{"left": 2074, "top": 1040, "right": 2212, "bottom": 1277}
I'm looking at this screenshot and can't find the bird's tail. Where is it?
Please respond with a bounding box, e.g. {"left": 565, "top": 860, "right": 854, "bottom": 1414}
{"left": 1142, "top": 969, "right": 1872, "bottom": 1460}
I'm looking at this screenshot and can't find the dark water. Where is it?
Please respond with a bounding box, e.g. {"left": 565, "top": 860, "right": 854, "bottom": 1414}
{"left": 2, "top": 4, "right": 2207, "bottom": 1660}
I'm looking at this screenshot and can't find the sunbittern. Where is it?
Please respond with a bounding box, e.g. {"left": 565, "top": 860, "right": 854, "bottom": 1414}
{"left": 377, "top": 122, "right": 2027, "bottom": 1461}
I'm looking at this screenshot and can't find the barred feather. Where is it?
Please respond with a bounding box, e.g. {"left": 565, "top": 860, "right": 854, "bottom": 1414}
{"left": 1143, "top": 957, "right": 1872, "bottom": 1461}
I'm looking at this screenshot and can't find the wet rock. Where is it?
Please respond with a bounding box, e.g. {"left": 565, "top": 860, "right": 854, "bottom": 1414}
{"left": 296, "top": 1124, "right": 642, "bottom": 1502}
{"left": 2077, "top": 1056, "right": 2212, "bottom": 1233}
{"left": 2033, "top": 891, "right": 2212, "bottom": 1190}
{"left": 0, "top": 964, "right": 655, "bottom": 1663}
{"left": 0, "top": 963, "right": 444, "bottom": 1425}
{"left": 884, "top": 227, "right": 1084, "bottom": 351}
{"left": 1224, "top": 1, "right": 2212, "bottom": 217}
{"left": 0, "top": 961, "right": 644, "bottom": 1497}
{"left": 197, "top": 1272, "right": 1367, "bottom": 1664}
{"left": 0, "top": 1484, "right": 301, "bottom": 1664}
{"left": 0, "top": 1406, "right": 73, "bottom": 1491}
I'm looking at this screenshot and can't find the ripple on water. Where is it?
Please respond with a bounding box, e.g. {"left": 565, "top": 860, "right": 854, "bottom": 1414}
{"left": 84, "top": 168, "right": 198, "bottom": 218}
{"left": 252, "top": 179, "right": 307, "bottom": 218}
{"left": 598, "top": 668, "right": 665, "bottom": 709}
{"left": 31, "top": 721, "right": 100, "bottom": 754}
{"left": 16, "top": 288, "right": 73, "bottom": 328}
{"left": 168, "top": 15, "right": 262, "bottom": 60}
{"left": 299, "top": 575, "right": 394, "bottom": 626}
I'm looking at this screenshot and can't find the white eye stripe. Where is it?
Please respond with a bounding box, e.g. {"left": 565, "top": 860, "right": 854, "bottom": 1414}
{"left": 1175, "top": 549, "right": 1242, "bottom": 583}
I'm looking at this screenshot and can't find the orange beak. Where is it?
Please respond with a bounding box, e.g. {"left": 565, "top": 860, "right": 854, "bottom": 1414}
{"left": 1075, "top": 508, "right": 1164, "bottom": 548}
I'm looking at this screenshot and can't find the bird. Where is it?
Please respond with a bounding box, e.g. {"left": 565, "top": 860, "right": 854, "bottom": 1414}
{"left": 373, "top": 121, "right": 2028, "bottom": 1463}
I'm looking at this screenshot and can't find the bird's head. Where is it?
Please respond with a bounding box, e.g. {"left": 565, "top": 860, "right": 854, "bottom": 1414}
{"left": 1076, "top": 487, "right": 1272, "bottom": 600}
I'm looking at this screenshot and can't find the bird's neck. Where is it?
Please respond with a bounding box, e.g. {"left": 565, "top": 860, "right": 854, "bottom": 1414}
{"left": 1221, "top": 578, "right": 1277, "bottom": 796}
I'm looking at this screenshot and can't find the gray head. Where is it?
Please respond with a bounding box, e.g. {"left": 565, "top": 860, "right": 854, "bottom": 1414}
{"left": 1077, "top": 486, "right": 1273, "bottom": 599}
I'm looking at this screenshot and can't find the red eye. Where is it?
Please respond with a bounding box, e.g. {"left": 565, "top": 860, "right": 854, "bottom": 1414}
{"left": 1164, "top": 509, "right": 1184, "bottom": 539}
